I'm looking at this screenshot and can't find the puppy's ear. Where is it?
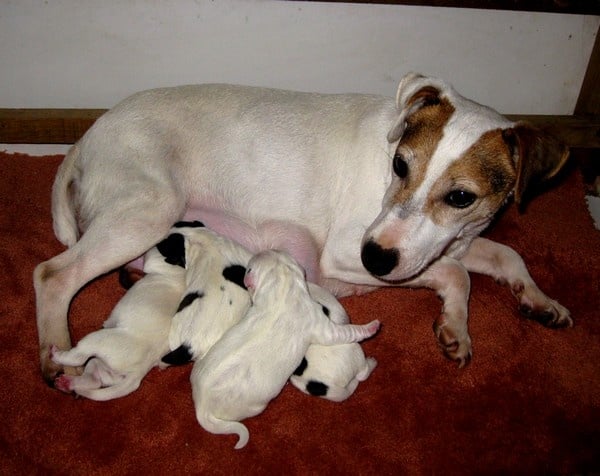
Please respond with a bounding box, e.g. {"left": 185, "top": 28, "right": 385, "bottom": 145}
{"left": 387, "top": 73, "right": 445, "bottom": 143}
{"left": 502, "top": 123, "right": 570, "bottom": 209}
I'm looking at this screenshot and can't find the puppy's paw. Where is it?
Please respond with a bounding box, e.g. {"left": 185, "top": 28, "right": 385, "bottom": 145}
{"left": 512, "top": 280, "right": 573, "bottom": 328}
{"left": 366, "top": 319, "right": 381, "bottom": 336}
{"left": 433, "top": 315, "right": 472, "bottom": 368}
{"left": 41, "top": 345, "right": 65, "bottom": 387}
{"left": 54, "top": 374, "right": 73, "bottom": 394}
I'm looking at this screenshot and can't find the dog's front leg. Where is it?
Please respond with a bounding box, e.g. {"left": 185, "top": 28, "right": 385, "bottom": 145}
{"left": 460, "top": 237, "right": 572, "bottom": 328}
{"left": 404, "top": 256, "right": 472, "bottom": 367}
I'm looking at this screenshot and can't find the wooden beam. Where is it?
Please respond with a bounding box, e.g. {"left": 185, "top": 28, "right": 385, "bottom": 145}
{"left": 294, "top": 0, "right": 600, "bottom": 15}
{"left": 575, "top": 24, "right": 600, "bottom": 116}
{"left": 0, "top": 109, "right": 105, "bottom": 145}
{"left": 1, "top": 108, "right": 598, "bottom": 149}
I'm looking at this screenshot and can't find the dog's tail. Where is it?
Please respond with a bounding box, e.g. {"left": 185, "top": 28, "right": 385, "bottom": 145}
{"left": 196, "top": 410, "right": 250, "bottom": 449}
{"left": 51, "top": 144, "right": 80, "bottom": 247}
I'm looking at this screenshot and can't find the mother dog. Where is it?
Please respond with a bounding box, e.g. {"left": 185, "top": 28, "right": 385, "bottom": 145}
{"left": 35, "top": 73, "right": 570, "bottom": 384}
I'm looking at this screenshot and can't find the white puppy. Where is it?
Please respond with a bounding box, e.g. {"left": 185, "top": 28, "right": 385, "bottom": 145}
{"left": 50, "top": 229, "right": 188, "bottom": 400}
{"left": 291, "top": 283, "right": 377, "bottom": 402}
{"left": 162, "top": 224, "right": 253, "bottom": 365}
{"left": 191, "top": 250, "right": 381, "bottom": 449}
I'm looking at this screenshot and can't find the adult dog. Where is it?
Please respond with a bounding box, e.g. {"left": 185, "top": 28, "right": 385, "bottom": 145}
{"left": 35, "top": 72, "right": 570, "bottom": 384}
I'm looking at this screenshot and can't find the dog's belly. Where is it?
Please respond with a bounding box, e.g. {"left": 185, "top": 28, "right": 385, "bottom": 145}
{"left": 181, "top": 207, "right": 279, "bottom": 253}
{"left": 180, "top": 206, "right": 325, "bottom": 283}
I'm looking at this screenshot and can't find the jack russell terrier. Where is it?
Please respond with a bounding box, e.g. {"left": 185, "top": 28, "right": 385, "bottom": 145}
{"left": 191, "top": 250, "right": 381, "bottom": 449}
{"left": 35, "top": 72, "right": 571, "bottom": 384}
{"left": 49, "top": 230, "right": 188, "bottom": 400}
{"left": 291, "top": 283, "right": 377, "bottom": 402}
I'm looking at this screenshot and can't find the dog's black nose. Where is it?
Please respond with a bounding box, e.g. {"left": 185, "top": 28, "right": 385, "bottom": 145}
{"left": 361, "top": 240, "right": 399, "bottom": 277}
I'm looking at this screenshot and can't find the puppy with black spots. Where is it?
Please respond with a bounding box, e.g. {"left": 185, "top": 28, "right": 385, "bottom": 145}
{"left": 291, "top": 283, "right": 377, "bottom": 402}
{"left": 162, "top": 224, "right": 253, "bottom": 365}
{"left": 50, "top": 226, "right": 191, "bottom": 400}
{"left": 191, "top": 250, "right": 381, "bottom": 449}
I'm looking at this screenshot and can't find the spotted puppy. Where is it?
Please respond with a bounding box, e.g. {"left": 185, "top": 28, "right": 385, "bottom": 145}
{"left": 191, "top": 250, "right": 381, "bottom": 449}
{"left": 161, "top": 223, "right": 253, "bottom": 365}
{"left": 291, "top": 283, "right": 377, "bottom": 402}
{"left": 50, "top": 229, "right": 188, "bottom": 400}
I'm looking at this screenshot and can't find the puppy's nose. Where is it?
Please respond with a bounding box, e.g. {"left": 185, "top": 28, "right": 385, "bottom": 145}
{"left": 361, "top": 240, "right": 399, "bottom": 277}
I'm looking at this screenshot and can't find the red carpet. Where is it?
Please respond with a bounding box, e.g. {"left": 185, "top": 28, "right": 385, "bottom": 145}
{"left": 1, "top": 152, "right": 598, "bottom": 474}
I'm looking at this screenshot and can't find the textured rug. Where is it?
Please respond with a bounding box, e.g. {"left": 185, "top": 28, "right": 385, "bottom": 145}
{"left": 1, "top": 152, "right": 598, "bottom": 475}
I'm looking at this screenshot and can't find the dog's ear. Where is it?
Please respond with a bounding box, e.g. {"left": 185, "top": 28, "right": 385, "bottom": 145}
{"left": 502, "top": 123, "right": 570, "bottom": 209}
{"left": 387, "top": 73, "right": 445, "bottom": 143}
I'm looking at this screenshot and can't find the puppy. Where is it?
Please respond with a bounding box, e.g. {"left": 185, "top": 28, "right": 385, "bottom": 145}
{"left": 191, "top": 250, "right": 381, "bottom": 449}
{"left": 36, "top": 73, "right": 571, "bottom": 383}
{"left": 290, "top": 283, "right": 377, "bottom": 402}
{"left": 161, "top": 224, "right": 253, "bottom": 365}
{"left": 49, "top": 230, "right": 188, "bottom": 401}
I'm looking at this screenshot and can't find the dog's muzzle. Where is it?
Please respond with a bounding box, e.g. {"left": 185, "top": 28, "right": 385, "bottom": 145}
{"left": 361, "top": 240, "right": 399, "bottom": 277}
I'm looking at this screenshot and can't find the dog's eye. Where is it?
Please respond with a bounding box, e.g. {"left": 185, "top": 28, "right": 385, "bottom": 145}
{"left": 393, "top": 154, "right": 408, "bottom": 179}
{"left": 444, "top": 190, "right": 477, "bottom": 209}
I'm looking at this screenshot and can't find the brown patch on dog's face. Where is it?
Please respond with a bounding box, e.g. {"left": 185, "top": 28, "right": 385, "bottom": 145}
{"left": 390, "top": 97, "right": 456, "bottom": 208}
{"left": 400, "top": 96, "right": 455, "bottom": 164}
{"left": 425, "top": 128, "right": 516, "bottom": 227}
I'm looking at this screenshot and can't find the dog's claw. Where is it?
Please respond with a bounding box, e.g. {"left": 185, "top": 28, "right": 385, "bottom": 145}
{"left": 455, "top": 352, "right": 472, "bottom": 369}
{"left": 518, "top": 302, "right": 572, "bottom": 328}
{"left": 512, "top": 279, "right": 572, "bottom": 329}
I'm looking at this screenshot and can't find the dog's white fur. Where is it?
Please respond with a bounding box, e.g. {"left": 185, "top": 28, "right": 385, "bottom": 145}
{"left": 49, "top": 241, "right": 186, "bottom": 400}
{"left": 165, "top": 226, "right": 253, "bottom": 362}
{"left": 191, "top": 250, "right": 381, "bottom": 449}
{"left": 35, "top": 73, "right": 571, "bottom": 383}
{"left": 291, "top": 283, "right": 377, "bottom": 402}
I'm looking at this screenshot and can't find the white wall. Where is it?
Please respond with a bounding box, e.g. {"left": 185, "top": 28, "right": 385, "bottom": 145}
{"left": 1, "top": 0, "right": 598, "bottom": 114}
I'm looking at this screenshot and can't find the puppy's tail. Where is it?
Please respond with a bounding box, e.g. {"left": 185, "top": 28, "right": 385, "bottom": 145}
{"left": 52, "top": 143, "right": 80, "bottom": 247}
{"left": 197, "top": 411, "right": 250, "bottom": 449}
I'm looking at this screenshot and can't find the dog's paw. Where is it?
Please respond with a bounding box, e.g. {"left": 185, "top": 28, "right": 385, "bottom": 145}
{"left": 433, "top": 315, "right": 472, "bottom": 368}
{"left": 512, "top": 280, "right": 573, "bottom": 328}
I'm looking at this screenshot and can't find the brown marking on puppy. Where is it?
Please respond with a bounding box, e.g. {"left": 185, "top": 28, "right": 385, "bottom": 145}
{"left": 425, "top": 129, "right": 516, "bottom": 226}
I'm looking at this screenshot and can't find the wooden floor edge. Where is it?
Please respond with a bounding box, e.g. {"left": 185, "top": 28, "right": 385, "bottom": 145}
{"left": 1, "top": 108, "right": 599, "bottom": 148}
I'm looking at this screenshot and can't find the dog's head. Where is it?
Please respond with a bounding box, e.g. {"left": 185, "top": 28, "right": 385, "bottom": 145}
{"left": 361, "top": 73, "right": 569, "bottom": 282}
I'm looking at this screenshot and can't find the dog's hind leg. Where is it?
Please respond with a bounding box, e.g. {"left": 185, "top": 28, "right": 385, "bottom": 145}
{"left": 404, "top": 256, "right": 472, "bottom": 367}
{"left": 34, "top": 194, "right": 184, "bottom": 385}
{"left": 53, "top": 358, "right": 111, "bottom": 394}
{"left": 460, "top": 237, "right": 572, "bottom": 328}
{"left": 75, "top": 374, "right": 141, "bottom": 401}
{"left": 50, "top": 344, "right": 91, "bottom": 368}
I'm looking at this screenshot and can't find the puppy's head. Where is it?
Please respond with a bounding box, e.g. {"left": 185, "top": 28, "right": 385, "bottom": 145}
{"left": 361, "top": 73, "right": 569, "bottom": 282}
{"left": 244, "top": 250, "right": 306, "bottom": 299}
